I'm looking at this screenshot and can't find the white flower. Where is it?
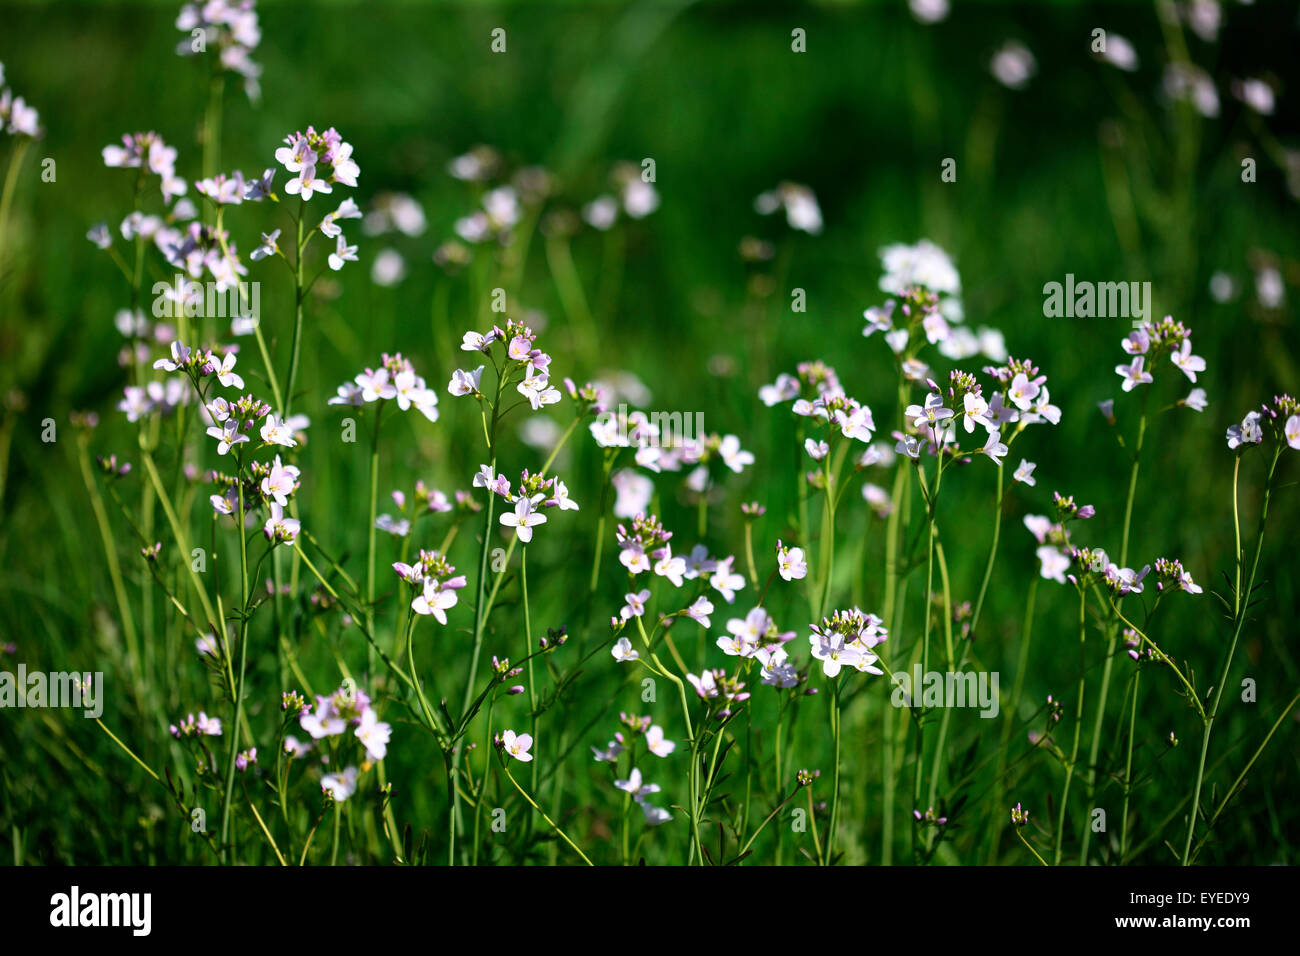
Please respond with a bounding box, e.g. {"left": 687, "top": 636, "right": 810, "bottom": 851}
{"left": 1226, "top": 411, "right": 1263, "bottom": 450}
{"left": 718, "top": 435, "right": 754, "bottom": 473}
{"left": 620, "top": 589, "right": 651, "bottom": 621}
{"left": 641, "top": 803, "right": 672, "bottom": 825}
{"left": 685, "top": 596, "right": 714, "bottom": 629}
{"left": 614, "top": 767, "right": 660, "bottom": 800}
{"left": 502, "top": 729, "right": 533, "bottom": 762}
{"left": 153, "top": 339, "right": 192, "bottom": 372}
{"left": 809, "top": 633, "right": 862, "bottom": 678}
{"left": 622, "top": 180, "right": 659, "bottom": 219}
{"left": 260, "top": 414, "right": 297, "bottom": 448}
{"left": 321, "top": 766, "right": 359, "bottom": 801}
{"left": 645, "top": 725, "right": 675, "bottom": 757}
{"left": 355, "top": 710, "right": 391, "bottom": 761}
{"left": 500, "top": 496, "right": 547, "bottom": 543}
{"left": 991, "top": 40, "right": 1036, "bottom": 90}
{"left": 206, "top": 418, "right": 249, "bottom": 455}
{"left": 448, "top": 366, "right": 484, "bottom": 397}
{"left": 961, "top": 392, "right": 993, "bottom": 434}
{"left": 327, "top": 233, "right": 358, "bottom": 271}
{"left": 1013, "top": 459, "right": 1037, "bottom": 486}
{"left": 263, "top": 502, "right": 301, "bottom": 544}
{"left": 1115, "top": 356, "right": 1152, "bottom": 392}
{"left": 285, "top": 164, "right": 332, "bottom": 201}
{"left": 611, "top": 637, "right": 639, "bottom": 662}
{"left": 756, "top": 646, "right": 799, "bottom": 688}
{"left": 710, "top": 556, "right": 745, "bottom": 603}
{"left": 611, "top": 469, "right": 654, "bottom": 519}
{"left": 982, "top": 430, "right": 1009, "bottom": 466}
{"left": 777, "top": 542, "right": 807, "bottom": 581}
{"left": 1097, "top": 33, "right": 1138, "bottom": 71}
{"left": 551, "top": 480, "right": 580, "bottom": 512}
{"left": 412, "top": 580, "right": 458, "bottom": 624}
{"left": 653, "top": 547, "right": 686, "bottom": 587}
{"left": 259, "top": 455, "right": 299, "bottom": 507}
{"left": 1037, "top": 546, "right": 1070, "bottom": 584}
{"left": 583, "top": 195, "right": 618, "bottom": 230}
{"left": 1170, "top": 339, "right": 1206, "bottom": 383}
{"left": 375, "top": 514, "right": 411, "bottom": 537}
{"left": 879, "top": 239, "right": 961, "bottom": 297}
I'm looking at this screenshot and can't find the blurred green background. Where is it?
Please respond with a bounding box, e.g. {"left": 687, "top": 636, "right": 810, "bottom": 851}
{"left": 1, "top": 0, "right": 1298, "bottom": 865}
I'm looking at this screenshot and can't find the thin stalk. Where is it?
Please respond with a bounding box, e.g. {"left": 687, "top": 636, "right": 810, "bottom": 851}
{"left": 1182, "top": 446, "right": 1282, "bottom": 864}
{"left": 1119, "top": 670, "right": 1139, "bottom": 863}
{"left": 219, "top": 455, "right": 252, "bottom": 864}
{"left": 987, "top": 576, "right": 1037, "bottom": 864}
{"left": 501, "top": 762, "right": 593, "bottom": 865}
{"left": 827, "top": 679, "right": 842, "bottom": 859}
{"left": 77, "top": 442, "right": 140, "bottom": 675}
{"left": 0, "top": 139, "right": 32, "bottom": 268}
{"left": 365, "top": 402, "right": 386, "bottom": 673}
{"left": 1054, "top": 587, "right": 1087, "bottom": 865}
{"left": 283, "top": 209, "right": 306, "bottom": 413}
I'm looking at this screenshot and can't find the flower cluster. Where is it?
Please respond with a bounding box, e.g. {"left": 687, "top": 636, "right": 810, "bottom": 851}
{"left": 716, "top": 606, "right": 797, "bottom": 658}
{"left": 454, "top": 186, "right": 523, "bottom": 244}
{"left": 0, "top": 62, "right": 41, "bottom": 137}
{"left": 1152, "top": 557, "right": 1203, "bottom": 595}
{"left": 103, "top": 131, "right": 187, "bottom": 202}
{"left": 329, "top": 352, "right": 439, "bottom": 422}
{"left": 118, "top": 378, "right": 192, "bottom": 423}
{"left": 762, "top": 359, "right": 876, "bottom": 460}
{"left": 452, "top": 318, "right": 560, "bottom": 412}
{"left": 393, "top": 550, "right": 467, "bottom": 624}
{"left": 176, "top": 1, "right": 262, "bottom": 101}
{"left": 1226, "top": 394, "right": 1300, "bottom": 452}
{"left": 592, "top": 713, "right": 676, "bottom": 763}
{"left": 297, "top": 683, "right": 392, "bottom": 801}
{"left": 170, "top": 711, "right": 222, "bottom": 738}
{"left": 1113, "top": 315, "right": 1205, "bottom": 394}
{"left": 615, "top": 768, "right": 672, "bottom": 825}
{"left": 1062, "top": 545, "right": 1166, "bottom": 599}
{"left": 685, "top": 668, "right": 751, "bottom": 716}
{"left": 890, "top": 356, "right": 1058, "bottom": 470}
{"left": 274, "top": 126, "right": 360, "bottom": 200}
{"left": 808, "top": 607, "right": 889, "bottom": 678}
{"left": 754, "top": 181, "right": 823, "bottom": 234}
{"left": 860, "top": 241, "right": 1007, "bottom": 365}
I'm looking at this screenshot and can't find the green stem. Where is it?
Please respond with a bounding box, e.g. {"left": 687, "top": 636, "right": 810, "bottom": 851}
{"left": 283, "top": 210, "right": 306, "bottom": 414}
{"left": 1119, "top": 670, "right": 1139, "bottom": 863}
{"left": 76, "top": 442, "right": 140, "bottom": 676}
{"left": 501, "top": 763, "right": 593, "bottom": 865}
{"left": 365, "top": 402, "right": 385, "bottom": 672}
{"left": 987, "top": 575, "right": 1037, "bottom": 864}
{"left": 1054, "top": 587, "right": 1087, "bottom": 865}
{"left": 219, "top": 453, "right": 252, "bottom": 864}
{"left": 1182, "top": 445, "right": 1282, "bottom": 865}
{"left": 828, "top": 679, "right": 842, "bottom": 860}
{"left": 0, "top": 139, "right": 32, "bottom": 269}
